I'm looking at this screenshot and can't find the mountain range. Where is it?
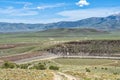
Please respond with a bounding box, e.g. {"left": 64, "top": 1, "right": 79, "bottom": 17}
{"left": 0, "top": 14, "right": 120, "bottom": 32}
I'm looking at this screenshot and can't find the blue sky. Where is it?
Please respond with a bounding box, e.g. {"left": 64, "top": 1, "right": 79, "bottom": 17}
{"left": 0, "top": 0, "right": 120, "bottom": 23}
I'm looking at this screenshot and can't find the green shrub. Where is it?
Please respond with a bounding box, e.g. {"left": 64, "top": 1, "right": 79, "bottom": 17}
{"left": 95, "top": 67, "right": 97, "bottom": 69}
{"left": 117, "top": 78, "right": 120, "bottom": 80}
{"left": 105, "top": 68, "right": 108, "bottom": 70}
{"left": 85, "top": 68, "right": 91, "bottom": 72}
{"left": 49, "top": 65, "right": 59, "bottom": 70}
{"left": 1, "top": 61, "right": 17, "bottom": 69}
{"left": 19, "top": 64, "right": 30, "bottom": 69}
{"left": 101, "top": 67, "right": 104, "bottom": 69}
{"left": 113, "top": 72, "right": 118, "bottom": 75}
{"left": 33, "top": 64, "right": 46, "bottom": 70}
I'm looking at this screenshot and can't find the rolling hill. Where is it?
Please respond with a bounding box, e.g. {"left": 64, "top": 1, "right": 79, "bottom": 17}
{"left": 37, "top": 28, "right": 108, "bottom": 37}
{"left": 0, "top": 14, "right": 120, "bottom": 32}
{"left": 0, "top": 28, "right": 108, "bottom": 38}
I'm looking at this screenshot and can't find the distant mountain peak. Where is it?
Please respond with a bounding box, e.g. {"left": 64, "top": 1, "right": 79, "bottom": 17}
{"left": 0, "top": 13, "right": 120, "bottom": 32}
{"left": 110, "top": 13, "right": 120, "bottom": 16}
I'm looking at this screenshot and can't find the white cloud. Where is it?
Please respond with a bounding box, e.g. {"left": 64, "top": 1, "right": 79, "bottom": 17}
{"left": 22, "top": 3, "right": 65, "bottom": 10}
{"left": 23, "top": 2, "right": 33, "bottom": 9}
{"left": 0, "top": 0, "right": 33, "bottom": 6}
{"left": 37, "top": 3, "right": 65, "bottom": 10}
{"left": 0, "top": 18, "right": 61, "bottom": 24}
{"left": 0, "top": 6, "right": 120, "bottom": 23}
{"left": 37, "top": 5, "right": 54, "bottom": 10}
{"left": 1, "top": 7, "right": 120, "bottom": 23}
{"left": 76, "top": 0, "right": 90, "bottom": 7}
{"left": 57, "top": 7, "right": 120, "bottom": 21}
{"left": 0, "top": 1, "right": 32, "bottom": 5}
{"left": 0, "top": 7, "right": 38, "bottom": 16}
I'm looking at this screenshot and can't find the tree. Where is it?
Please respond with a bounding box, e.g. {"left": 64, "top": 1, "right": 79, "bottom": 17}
{"left": 33, "top": 64, "right": 46, "bottom": 70}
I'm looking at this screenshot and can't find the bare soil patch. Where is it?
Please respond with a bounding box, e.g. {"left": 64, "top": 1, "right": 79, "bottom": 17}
{"left": 0, "top": 43, "right": 39, "bottom": 49}
{"left": 0, "top": 51, "right": 47, "bottom": 62}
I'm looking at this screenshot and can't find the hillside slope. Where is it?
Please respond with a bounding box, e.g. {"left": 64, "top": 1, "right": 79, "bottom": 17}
{"left": 0, "top": 28, "right": 108, "bottom": 38}
{"left": 38, "top": 28, "right": 108, "bottom": 37}
{"left": 0, "top": 14, "right": 120, "bottom": 32}
{"left": 46, "top": 40, "right": 120, "bottom": 57}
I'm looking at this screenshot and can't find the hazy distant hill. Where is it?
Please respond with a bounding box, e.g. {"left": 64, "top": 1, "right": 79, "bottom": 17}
{"left": 37, "top": 28, "right": 108, "bottom": 37}
{"left": 0, "top": 14, "right": 120, "bottom": 32}
{"left": 3, "top": 28, "right": 107, "bottom": 38}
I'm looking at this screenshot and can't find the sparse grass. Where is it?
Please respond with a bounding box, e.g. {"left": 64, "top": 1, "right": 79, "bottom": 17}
{"left": 0, "top": 31, "right": 120, "bottom": 56}
{"left": 0, "top": 69, "right": 53, "bottom": 80}
{"left": 65, "top": 70, "right": 120, "bottom": 80}
{"left": 0, "top": 46, "right": 36, "bottom": 56}
{"left": 53, "top": 58, "right": 120, "bottom": 80}
{"left": 0, "top": 31, "right": 120, "bottom": 80}
{"left": 0, "top": 58, "right": 120, "bottom": 80}
{"left": 53, "top": 58, "right": 116, "bottom": 66}
{"left": 0, "top": 31, "right": 120, "bottom": 44}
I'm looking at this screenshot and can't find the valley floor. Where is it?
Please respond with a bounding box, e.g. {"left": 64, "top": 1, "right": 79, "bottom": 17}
{"left": 0, "top": 33, "right": 120, "bottom": 80}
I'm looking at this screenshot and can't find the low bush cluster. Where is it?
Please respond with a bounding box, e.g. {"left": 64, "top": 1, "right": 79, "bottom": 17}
{"left": 85, "top": 68, "right": 91, "bottom": 72}
{"left": 1, "top": 61, "right": 59, "bottom": 71}
{"left": 49, "top": 65, "right": 59, "bottom": 70}
{"left": 1, "top": 61, "right": 17, "bottom": 69}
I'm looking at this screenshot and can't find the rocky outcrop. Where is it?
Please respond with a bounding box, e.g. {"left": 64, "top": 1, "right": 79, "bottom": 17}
{"left": 46, "top": 40, "right": 120, "bottom": 57}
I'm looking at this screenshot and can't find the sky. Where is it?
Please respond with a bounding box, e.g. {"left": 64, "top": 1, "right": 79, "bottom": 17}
{"left": 0, "top": 0, "right": 120, "bottom": 23}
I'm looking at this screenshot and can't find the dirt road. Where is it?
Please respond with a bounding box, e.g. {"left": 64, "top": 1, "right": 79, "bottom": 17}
{"left": 14, "top": 54, "right": 59, "bottom": 64}
{"left": 53, "top": 72, "right": 63, "bottom": 80}
{"left": 53, "top": 72, "right": 77, "bottom": 80}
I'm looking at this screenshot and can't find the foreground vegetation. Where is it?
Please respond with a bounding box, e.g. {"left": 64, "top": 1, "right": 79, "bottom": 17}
{"left": 54, "top": 58, "right": 120, "bottom": 80}
{"left": 0, "top": 58, "right": 120, "bottom": 80}
{"left": 0, "top": 61, "right": 58, "bottom": 80}
{"left": 1, "top": 61, "right": 59, "bottom": 70}
{"left": 0, "top": 69, "right": 53, "bottom": 80}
